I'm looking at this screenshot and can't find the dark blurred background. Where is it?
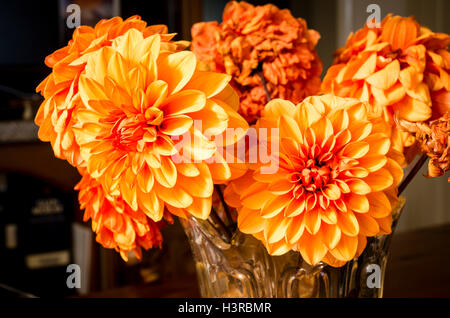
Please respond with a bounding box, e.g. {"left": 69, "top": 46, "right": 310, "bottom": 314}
{"left": 0, "top": 0, "right": 448, "bottom": 297}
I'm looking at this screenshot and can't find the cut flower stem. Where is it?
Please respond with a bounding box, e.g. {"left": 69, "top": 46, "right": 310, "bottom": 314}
{"left": 398, "top": 154, "right": 428, "bottom": 195}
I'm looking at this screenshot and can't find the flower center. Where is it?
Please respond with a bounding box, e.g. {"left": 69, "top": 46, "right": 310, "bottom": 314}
{"left": 109, "top": 108, "right": 164, "bottom": 152}
{"left": 287, "top": 146, "right": 339, "bottom": 199}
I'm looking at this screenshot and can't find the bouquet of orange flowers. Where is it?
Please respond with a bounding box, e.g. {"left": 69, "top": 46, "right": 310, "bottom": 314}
{"left": 35, "top": 2, "right": 448, "bottom": 284}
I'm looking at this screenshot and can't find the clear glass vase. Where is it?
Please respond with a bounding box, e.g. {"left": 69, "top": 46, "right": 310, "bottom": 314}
{"left": 181, "top": 198, "right": 405, "bottom": 298}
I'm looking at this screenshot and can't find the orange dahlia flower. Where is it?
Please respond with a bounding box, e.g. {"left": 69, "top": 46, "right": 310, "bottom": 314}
{"left": 72, "top": 27, "right": 248, "bottom": 222}
{"left": 191, "top": 1, "right": 322, "bottom": 123}
{"left": 225, "top": 95, "right": 403, "bottom": 266}
{"left": 322, "top": 15, "right": 450, "bottom": 167}
{"left": 76, "top": 173, "right": 170, "bottom": 261}
{"left": 35, "top": 15, "right": 188, "bottom": 166}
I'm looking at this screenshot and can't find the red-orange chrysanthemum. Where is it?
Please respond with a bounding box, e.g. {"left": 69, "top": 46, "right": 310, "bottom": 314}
{"left": 322, "top": 14, "right": 450, "bottom": 167}
{"left": 191, "top": 1, "right": 322, "bottom": 123}
{"left": 76, "top": 173, "right": 170, "bottom": 261}
{"left": 35, "top": 16, "right": 188, "bottom": 166}
{"left": 225, "top": 95, "right": 403, "bottom": 267}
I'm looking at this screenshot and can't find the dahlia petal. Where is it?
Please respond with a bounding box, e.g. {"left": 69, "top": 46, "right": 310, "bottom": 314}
{"left": 344, "top": 167, "right": 369, "bottom": 178}
{"left": 165, "top": 204, "right": 189, "bottom": 219}
{"left": 284, "top": 198, "right": 306, "bottom": 217}
{"left": 212, "top": 84, "right": 240, "bottom": 111}
{"left": 179, "top": 163, "right": 213, "bottom": 198}
{"left": 144, "top": 152, "right": 161, "bottom": 169}
{"left": 160, "top": 115, "right": 193, "bottom": 135}
{"left": 157, "top": 51, "right": 197, "bottom": 94}
{"left": 399, "top": 66, "right": 423, "bottom": 89}
{"left": 322, "top": 253, "right": 347, "bottom": 268}
{"left": 135, "top": 34, "right": 161, "bottom": 65}
{"left": 377, "top": 214, "right": 393, "bottom": 235}
{"left": 268, "top": 178, "right": 294, "bottom": 195}
{"left": 345, "top": 193, "right": 370, "bottom": 213}
{"left": 266, "top": 240, "right": 293, "bottom": 256}
{"left": 85, "top": 47, "right": 116, "bottom": 85}
{"left": 185, "top": 196, "right": 212, "bottom": 219}
{"left": 303, "top": 208, "right": 321, "bottom": 235}
{"left": 279, "top": 115, "right": 302, "bottom": 143}
{"left": 79, "top": 76, "right": 108, "bottom": 108}
{"left": 327, "top": 109, "right": 349, "bottom": 132}
{"left": 363, "top": 168, "right": 394, "bottom": 192}
{"left": 337, "top": 210, "right": 359, "bottom": 236}
{"left": 358, "top": 155, "right": 388, "bottom": 172}
{"left": 333, "top": 129, "right": 352, "bottom": 151}
{"left": 238, "top": 207, "right": 265, "bottom": 234}
{"left": 183, "top": 71, "right": 231, "bottom": 98}
{"left": 381, "top": 16, "right": 418, "bottom": 51}
{"left": 176, "top": 162, "right": 200, "bottom": 177}
{"left": 241, "top": 182, "right": 273, "bottom": 209}
{"left": 341, "top": 141, "right": 370, "bottom": 159}
{"left": 154, "top": 134, "right": 177, "bottom": 156}
{"left": 223, "top": 183, "right": 242, "bottom": 208}
{"left": 137, "top": 188, "right": 163, "bottom": 221}
{"left": 320, "top": 206, "right": 338, "bottom": 224}
{"left": 212, "top": 98, "right": 249, "bottom": 146}
{"left": 190, "top": 99, "right": 228, "bottom": 136}
{"left": 264, "top": 99, "right": 296, "bottom": 118}
{"left": 159, "top": 89, "right": 206, "bottom": 116}
{"left": 322, "top": 183, "right": 341, "bottom": 200}
{"left": 366, "top": 60, "right": 400, "bottom": 90}
{"left": 285, "top": 215, "right": 305, "bottom": 244}
{"left": 349, "top": 122, "right": 372, "bottom": 141}
{"left": 264, "top": 213, "right": 290, "bottom": 244}
{"left": 136, "top": 165, "right": 154, "bottom": 193}
{"left": 260, "top": 194, "right": 291, "bottom": 219}
{"left": 113, "top": 28, "right": 144, "bottom": 61}
{"left": 180, "top": 128, "right": 217, "bottom": 161}
{"left": 347, "top": 179, "right": 371, "bottom": 195}
{"left": 207, "top": 151, "right": 233, "bottom": 182}
{"left": 405, "top": 82, "right": 431, "bottom": 105}
{"left": 355, "top": 213, "right": 379, "bottom": 236}
{"left": 297, "top": 231, "right": 328, "bottom": 265}
{"left": 295, "top": 101, "right": 323, "bottom": 131}
{"left": 365, "top": 134, "right": 390, "bottom": 155}
{"left": 329, "top": 234, "right": 358, "bottom": 262}
{"left": 145, "top": 80, "right": 168, "bottom": 109}
{"left": 367, "top": 192, "right": 392, "bottom": 218}
{"left": 346, "top": 103, "right": 367, "bottom": 122}
{"left": 392, "top": 95, "right": 431, "bottom": 121}
{"left": 352, "top": 53, "right": 377, "bottom": 80}
{"left": 253, "top": 168, "right": 287, "bottom": 183}
{"left": 385, "top": 158, "right": 404, "bottom": 186}
{"left": 320, "top": 223, "right": 341, "bottom": 249}
{"left": 311, "top": 117, "right": 333, "bottom": 145}
{"left": 152, "top": 156, "right": 177, "bottom": 188}
{"left": 155, "top": 183, "right": 193, "bottom": 208}
{"left": 107, "top": 52, "right": 132, "bottom": 94}
{"left": 120, "top": 179, "right": 137, "bottom": 211}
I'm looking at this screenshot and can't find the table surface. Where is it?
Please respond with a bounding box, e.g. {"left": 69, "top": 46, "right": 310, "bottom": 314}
{"left": 83, "top": 223, "right": 450, "bottom": 298}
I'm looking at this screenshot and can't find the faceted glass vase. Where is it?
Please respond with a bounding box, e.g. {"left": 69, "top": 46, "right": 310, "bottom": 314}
{"left": 181, "top": 199, "right": 405, "bottom": 298}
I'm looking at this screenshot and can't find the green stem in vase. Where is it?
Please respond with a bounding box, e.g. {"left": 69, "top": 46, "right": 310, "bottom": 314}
{"left": 398, "top": 154, "right": 428, "bottom": 195}
{"left": 208, "top": 207, "right": 232, "bottom": 242}
{"left": 215, "top": 185, "right": 234, "bottom": 228}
